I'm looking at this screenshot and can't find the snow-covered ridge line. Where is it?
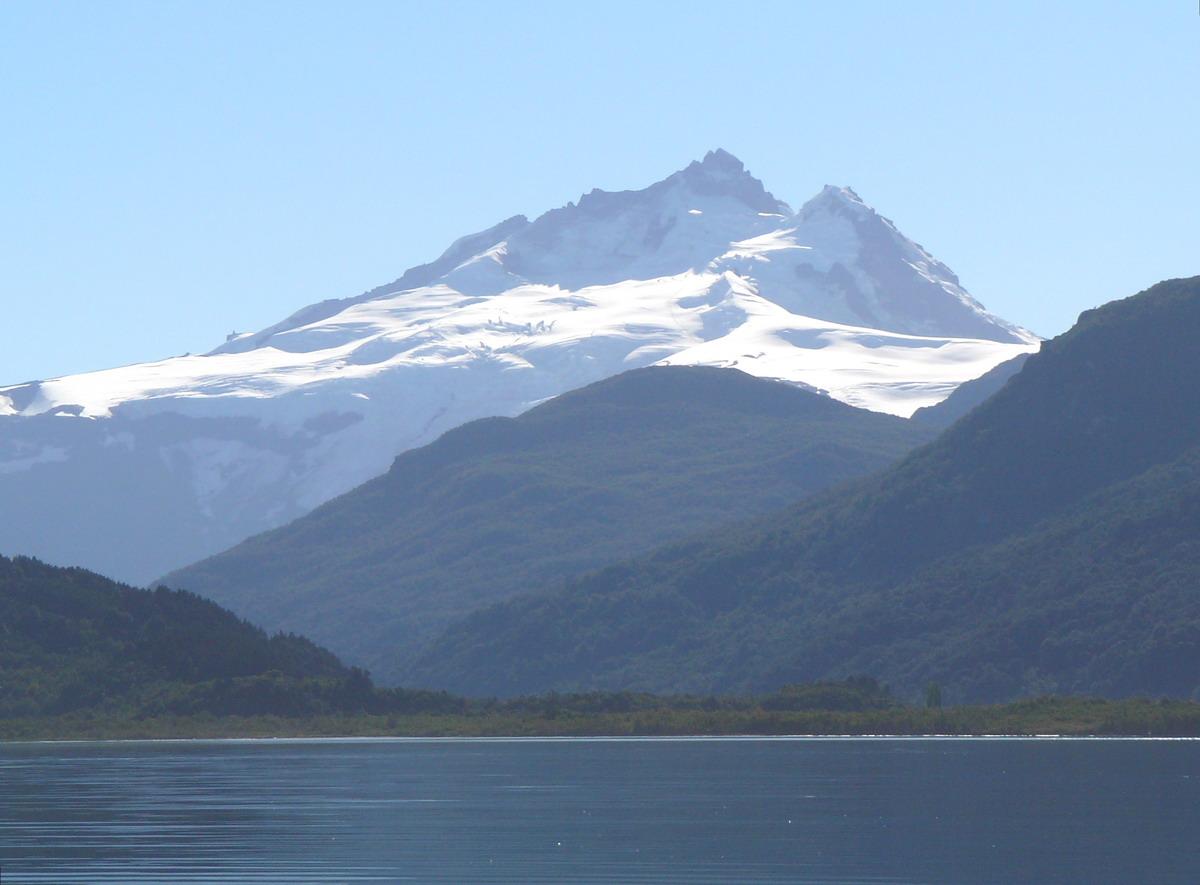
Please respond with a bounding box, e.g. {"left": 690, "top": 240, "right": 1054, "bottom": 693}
{"left": 3, "top": 269, "right": 1034, "bottom": 421}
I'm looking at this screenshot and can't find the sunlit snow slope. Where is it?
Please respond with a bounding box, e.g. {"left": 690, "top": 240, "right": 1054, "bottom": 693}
{"left": 0, "top": 150, "right": 1037, "bottom": 583}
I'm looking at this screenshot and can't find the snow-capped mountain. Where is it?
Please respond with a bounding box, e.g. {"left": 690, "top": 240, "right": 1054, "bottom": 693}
{"left": 0, "top": 150, "right": 1038, "bottom": 584}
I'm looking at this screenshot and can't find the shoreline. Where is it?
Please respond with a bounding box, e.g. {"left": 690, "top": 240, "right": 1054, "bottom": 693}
{"left": 4, "top": 696, "right": 1200, "bottom": 743}
{"left": 6, "top": 732, "right": 1200, "bottom": 746}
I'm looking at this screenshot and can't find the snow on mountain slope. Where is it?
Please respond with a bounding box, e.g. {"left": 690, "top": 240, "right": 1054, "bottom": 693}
{"left": 0, "top": 150, "right": 1038, "bottom": 584}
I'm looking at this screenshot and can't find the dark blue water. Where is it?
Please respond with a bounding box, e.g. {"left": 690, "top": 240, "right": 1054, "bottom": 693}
{"left": 0, "top": 736, "right": 1197, "bottom": 883}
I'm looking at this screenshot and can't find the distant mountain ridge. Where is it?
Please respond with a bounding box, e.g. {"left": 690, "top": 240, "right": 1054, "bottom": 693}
{"left": 0, "top": 150, "right": 1035, "bottom": 583}
{"left": 164, "top": 366, "right": 935, "bottom": 683}
{"left": 406, "top": 277, "right": 1200, "bottom": 702}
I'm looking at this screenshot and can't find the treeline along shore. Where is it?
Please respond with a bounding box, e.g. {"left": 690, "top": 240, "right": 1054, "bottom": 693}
{"left": 5, "top": 681, "right": 1200, "bottom": 741}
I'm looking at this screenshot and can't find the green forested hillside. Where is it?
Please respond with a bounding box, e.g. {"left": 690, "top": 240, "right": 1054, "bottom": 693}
{"left": 773, "top": 445, "right": 1200, "bottom": 700}
{"left": 0, "top": 554, "right": 454, "bottom": 717}
{"left": 409, "top": 277, "right": 1200, "bottom": 701}
{"left": 165, "top": 366, "right": 932, "bottom": 682}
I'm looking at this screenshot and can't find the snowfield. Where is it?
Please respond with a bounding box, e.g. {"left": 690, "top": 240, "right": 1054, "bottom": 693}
{"left": 12, "top": 269, "right": 1031, "bottom": 420}
{"left": 0, "top": 150, "right": 1038, "bottom": 583}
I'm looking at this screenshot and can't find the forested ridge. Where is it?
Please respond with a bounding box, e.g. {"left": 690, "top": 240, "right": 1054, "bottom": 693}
{"left": 0, "top": 554, "right": 455, "bottom": 718}
{"left": 165, "top": 366, "right": 932, "bottom": 682}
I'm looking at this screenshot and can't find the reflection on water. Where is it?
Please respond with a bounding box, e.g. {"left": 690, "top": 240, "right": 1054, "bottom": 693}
{"left": 1, "top": 737, "right": 1198, "bottom": 883}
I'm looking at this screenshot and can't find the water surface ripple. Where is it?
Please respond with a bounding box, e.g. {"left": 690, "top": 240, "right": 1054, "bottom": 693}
{"left": 1, "top": 736, "right": 1197, "bottom": 883}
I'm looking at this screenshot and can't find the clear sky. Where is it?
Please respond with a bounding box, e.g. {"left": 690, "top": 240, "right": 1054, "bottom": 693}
{"left": 2, "top": 1, "right": 1196, "bottom": 382}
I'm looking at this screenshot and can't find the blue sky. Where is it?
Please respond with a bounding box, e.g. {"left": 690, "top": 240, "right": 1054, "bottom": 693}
{"left": 2, "top": 1, "right": 1196, "bottom": 382}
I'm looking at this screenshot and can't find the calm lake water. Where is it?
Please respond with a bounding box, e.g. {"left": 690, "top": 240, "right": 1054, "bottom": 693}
{"left": 1, "top": 736, "right": 1197, "bottom": 883}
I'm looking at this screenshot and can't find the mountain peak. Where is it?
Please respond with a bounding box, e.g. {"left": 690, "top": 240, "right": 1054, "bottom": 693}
{"left": 696, "top": 147, "right": 745, "bottom": 172}
{"left": 670, "top": 149, "right": 788, "bottom": 214}
{"left": 0, "top": 152, "right": 1038, "bottom": 586}
{"left": 798, "top": 184, "right": 871, "bottom": 217}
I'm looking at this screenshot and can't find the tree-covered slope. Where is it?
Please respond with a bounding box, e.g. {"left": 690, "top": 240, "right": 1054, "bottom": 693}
{"left": 0, "top": 554, "right": 368, "bottom": 717}
{"left": 773, "top": 445, "right": 1200, "bottom": 700}
{"left": 166, "top": 366, "right": 933, "bottom": 682}
{"left": 409, "top": 277, "right": 1200, "bottom": 700}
